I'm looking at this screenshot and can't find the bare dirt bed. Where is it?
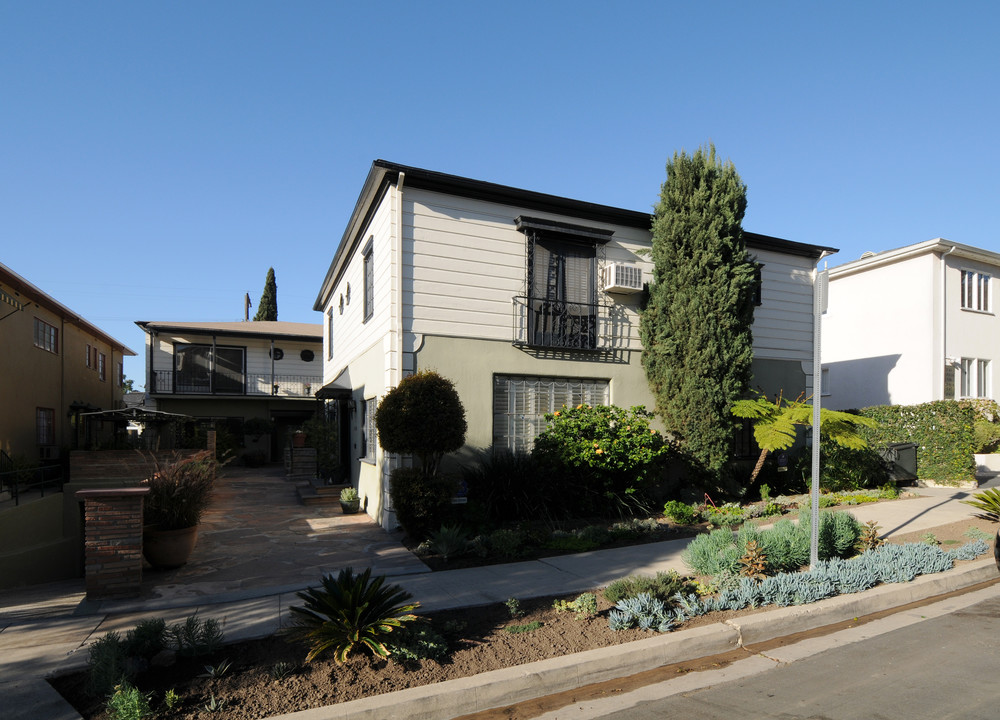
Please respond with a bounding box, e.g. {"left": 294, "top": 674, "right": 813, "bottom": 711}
{"left": 52, "top": 515, "right": 998, "bottom": 720}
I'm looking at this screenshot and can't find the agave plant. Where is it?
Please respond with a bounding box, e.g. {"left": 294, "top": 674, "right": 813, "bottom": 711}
{"left": 289, "top": 567, "right": 419, "bottom": 663}
{"left": 961, "top": 487, "right": 1000, "bottom": 522}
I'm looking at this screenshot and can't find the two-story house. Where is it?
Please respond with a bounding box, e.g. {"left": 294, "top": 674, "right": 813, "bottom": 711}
{"left": 136, "top": 320, "right": 324, "bottom": 459}
{"left": 822, "top": 239, "right": 1000, "bottom": 410}
{"left": 0, "top": 262, "right": 136, "bottom": 465}
{"left": 313, "top": 161, "right": 836, "bottom": 528}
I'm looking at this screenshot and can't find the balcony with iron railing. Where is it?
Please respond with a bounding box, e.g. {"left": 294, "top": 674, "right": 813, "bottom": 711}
{"left": 512, "top": 296, "right": 618, "bottom": 351}
{"left": 151, "top": 370, "right": 321, "bottom": 397}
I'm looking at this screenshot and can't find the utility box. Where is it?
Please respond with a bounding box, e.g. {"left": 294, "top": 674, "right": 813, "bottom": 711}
{"left": 880, "top": 442, "right": 918, "bottom": 483}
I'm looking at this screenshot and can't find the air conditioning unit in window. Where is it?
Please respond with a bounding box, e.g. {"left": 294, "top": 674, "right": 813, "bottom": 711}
{"left": 601, "top": 263, "right": 643, "bottom": 294}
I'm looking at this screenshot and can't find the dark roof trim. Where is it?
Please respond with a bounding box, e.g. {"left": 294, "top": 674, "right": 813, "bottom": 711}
{"left": 376, "top": 160, "right": 651, "bottom": 228}
{"left": 0, "top": 262, "right": 137, "bottom": 355}
{"left": 744, "top": 231, "right": 835, "bottom": 259}
{"left": 515, "top": 216, "right": 615, "bottom": 244}
{"left": 313, "top": 160, "right": 838, "bottom": 308}
{"left": 136, "top": 321, "right": 322, "bottom": 343}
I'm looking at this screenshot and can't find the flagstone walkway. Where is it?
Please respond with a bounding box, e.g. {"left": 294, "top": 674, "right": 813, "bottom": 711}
{"left": 136, "top": 465, "right": 429, "bottom": 605}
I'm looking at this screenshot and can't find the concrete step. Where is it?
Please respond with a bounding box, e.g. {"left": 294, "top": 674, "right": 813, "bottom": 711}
{"left": 296, "top": 479, "right": 351, "bottom": 506}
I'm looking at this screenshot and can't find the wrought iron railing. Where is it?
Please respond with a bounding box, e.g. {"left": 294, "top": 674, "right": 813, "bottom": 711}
{"left": 151, "top": 370, "right": 322, "bottom": 397}
{"left": 0, "top": 463, "right": 64, "bottom": 507}
{"left": 512, "top": 296, "right": 612, "bottom": 350}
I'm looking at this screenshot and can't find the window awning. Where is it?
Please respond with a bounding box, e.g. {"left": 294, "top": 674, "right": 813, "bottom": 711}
{"left": 316, "top": 367, "right": 353, "bottom": 399}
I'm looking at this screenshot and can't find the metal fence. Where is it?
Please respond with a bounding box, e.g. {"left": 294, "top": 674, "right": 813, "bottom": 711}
{"left": 151, "top": 370, "right": 322, "bottom": 397}
{"left": 0, "top": 463, "right": 64, "bottom": 507}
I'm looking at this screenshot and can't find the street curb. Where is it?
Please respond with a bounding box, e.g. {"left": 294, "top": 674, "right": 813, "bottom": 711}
{"left": 263, "top": 558, "right": 998, "bottom": 720}
{"left": 728, "top": 557, "right": 999, "bottom": 646}
{"left": 23, "top": 559, "right": 997, "bottom": 720}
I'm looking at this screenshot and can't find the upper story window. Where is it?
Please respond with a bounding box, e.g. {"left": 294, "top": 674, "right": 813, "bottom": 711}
{"left": 34, "top": 318, "right": 59, "bottom": 354}
{"left": 174, "top": 344, "right": 246, "bottom": 394}
{"left": 86, "top": 344, "right": 93, "bottom": 367}
{"left": 98, "top": 352, "right": 107, "bottom": 381}
{"left": 515, "top": 216, "right": 613, "bottom": 351}
{"left": 363, "top": 239, "right": 374, "bottom": 323}
{"left": 961, "top": 269, "right": 990, "bottom": 312}
{"left": 327, "top": 308, "right": 334, "bottom": 359}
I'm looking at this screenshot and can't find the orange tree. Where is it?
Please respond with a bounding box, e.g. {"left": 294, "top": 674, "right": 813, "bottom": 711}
{"left": 531, "top": 404, "right": 674, "bottom": 517}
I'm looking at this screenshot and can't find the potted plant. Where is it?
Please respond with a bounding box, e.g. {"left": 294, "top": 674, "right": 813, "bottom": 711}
{"left": 142, "top": 451, "right": 218, "bottom": 569}
{"left": 339, "top": 486, "right": 361, "bottom": 514}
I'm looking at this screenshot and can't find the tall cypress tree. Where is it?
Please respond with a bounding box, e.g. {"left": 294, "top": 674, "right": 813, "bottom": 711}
{"left": 254, "top": 267, "right": 278, "bottom": 321}
{"left": 639, "top": 145, "right": 756, "bottom": 476}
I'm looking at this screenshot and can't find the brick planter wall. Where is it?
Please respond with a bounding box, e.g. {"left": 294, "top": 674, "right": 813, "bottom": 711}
{"left": 69, "top": 449, "right": 201, "bottom": 483}
{"left": 75, "top": 487, "right": 149, "bottom": 598}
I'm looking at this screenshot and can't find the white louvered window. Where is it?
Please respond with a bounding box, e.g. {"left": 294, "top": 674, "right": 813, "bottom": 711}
{"left": 492, "top": 375, "right": 609, "bottom": 452}
{"left": 961, "top": 269, "right": 991, "bottom": 312}
{"left": 960, "top": 358, "right": 973, "bottom": 398}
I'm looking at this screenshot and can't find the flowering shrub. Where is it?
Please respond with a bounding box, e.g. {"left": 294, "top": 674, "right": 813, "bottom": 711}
{"left": 531, "top": 405, "right": 674, "bottom": 517}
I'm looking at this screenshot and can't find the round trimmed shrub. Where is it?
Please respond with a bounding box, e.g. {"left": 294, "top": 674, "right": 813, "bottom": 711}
{"left": 376, "top": 371, "right": 467, "bottom": 476}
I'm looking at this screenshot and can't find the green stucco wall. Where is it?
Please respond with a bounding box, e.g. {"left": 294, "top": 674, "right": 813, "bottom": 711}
{"left": 414, "top": 335, "right": 809, "bottom": 457}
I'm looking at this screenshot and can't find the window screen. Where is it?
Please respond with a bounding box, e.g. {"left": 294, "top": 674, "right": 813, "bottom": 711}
{"left": 492, "top": 375, "right": 609, "bottom": 452}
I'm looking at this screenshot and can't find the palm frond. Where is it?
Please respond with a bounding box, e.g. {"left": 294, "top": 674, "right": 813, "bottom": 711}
{"left": 961, "top": 488, "right": 1000, "bottom": 522}
{"left": 731, "top": 397, "right": 776, "bottom": 420}
{"left": 290, "top": 567, "right": 420, "bottom": 664}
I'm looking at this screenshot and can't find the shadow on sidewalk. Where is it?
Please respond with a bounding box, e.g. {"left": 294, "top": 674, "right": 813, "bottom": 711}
{"left": 136, "top": 464, "right": 429, "bottom": 605}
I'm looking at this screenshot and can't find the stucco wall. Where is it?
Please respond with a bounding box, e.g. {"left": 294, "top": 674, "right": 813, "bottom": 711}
{"left": 823, "top": 253, "right": 936, "bottom": 409}
{"left": 415, "top": 335, "right": 810, "bottom": 462}
{"left": 0, "top": 493, "right": 79, "bottom": 589}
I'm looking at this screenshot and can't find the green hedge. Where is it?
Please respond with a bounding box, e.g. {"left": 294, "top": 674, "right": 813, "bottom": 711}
{"left": 858, "top": 401, "right": 975, "bottom": 484}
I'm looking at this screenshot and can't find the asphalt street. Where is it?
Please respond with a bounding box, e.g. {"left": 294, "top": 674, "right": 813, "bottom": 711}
{"left": 539, "top": 584, "right": 1000, "bottom": 720}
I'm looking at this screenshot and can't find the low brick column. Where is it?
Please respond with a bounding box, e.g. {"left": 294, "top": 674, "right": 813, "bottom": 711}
{"left": 75, "top": 487, "right": 150, "bottom": 599}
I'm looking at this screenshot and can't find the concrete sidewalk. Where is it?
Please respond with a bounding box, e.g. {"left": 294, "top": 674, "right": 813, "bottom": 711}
{"left": 1, "top": 486, "right": 995, "bottom": 720}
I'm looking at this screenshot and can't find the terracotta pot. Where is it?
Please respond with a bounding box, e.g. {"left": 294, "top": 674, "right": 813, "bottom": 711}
{"left": 143, "top": 525, "right": 199, "bottom": 570}
{"left": 293, "top": 432, "right": 306, "bottom": 448}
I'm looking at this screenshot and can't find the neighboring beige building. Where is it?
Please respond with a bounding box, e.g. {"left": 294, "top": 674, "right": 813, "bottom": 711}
{"left": 0, "top": 262, "right": 136, "bottom": 465}
{"left": 313, "top": 161, "right": 836, "bottom": 529}
{"left": 136, "top": 320, "right": 324, "bottom": 459}
{"left": 823, "top": 239, "right": 1000, "bottom": 410}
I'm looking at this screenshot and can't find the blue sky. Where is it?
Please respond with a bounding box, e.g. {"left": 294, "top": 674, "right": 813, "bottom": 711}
{"left": 3, "top": 2, "right": 998, "bottom": 385}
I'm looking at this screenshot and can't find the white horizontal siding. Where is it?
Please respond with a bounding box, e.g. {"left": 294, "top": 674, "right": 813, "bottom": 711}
{"left": 322, "top": 185, "right": 819, "bottom": 377}
{"left": 149, "top": 333, "right": 320, "bottom": 377}
{"left": 404, "top": 189, "right": 650, "bottom": 349}
{"left": 752, "top": 251, "right": 816, "bottom": 361}
{"left": 326, "top": 193, "right": 394, "bottom": 383}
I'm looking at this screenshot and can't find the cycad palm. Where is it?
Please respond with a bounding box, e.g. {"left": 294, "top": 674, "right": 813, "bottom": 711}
{"left": 290, "top": 567, "right": 419, "bottom": 663}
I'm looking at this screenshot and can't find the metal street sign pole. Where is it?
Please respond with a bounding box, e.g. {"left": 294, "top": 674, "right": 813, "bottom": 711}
{"left": 810, "top": 259, "right": 829, "bottom": 570}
